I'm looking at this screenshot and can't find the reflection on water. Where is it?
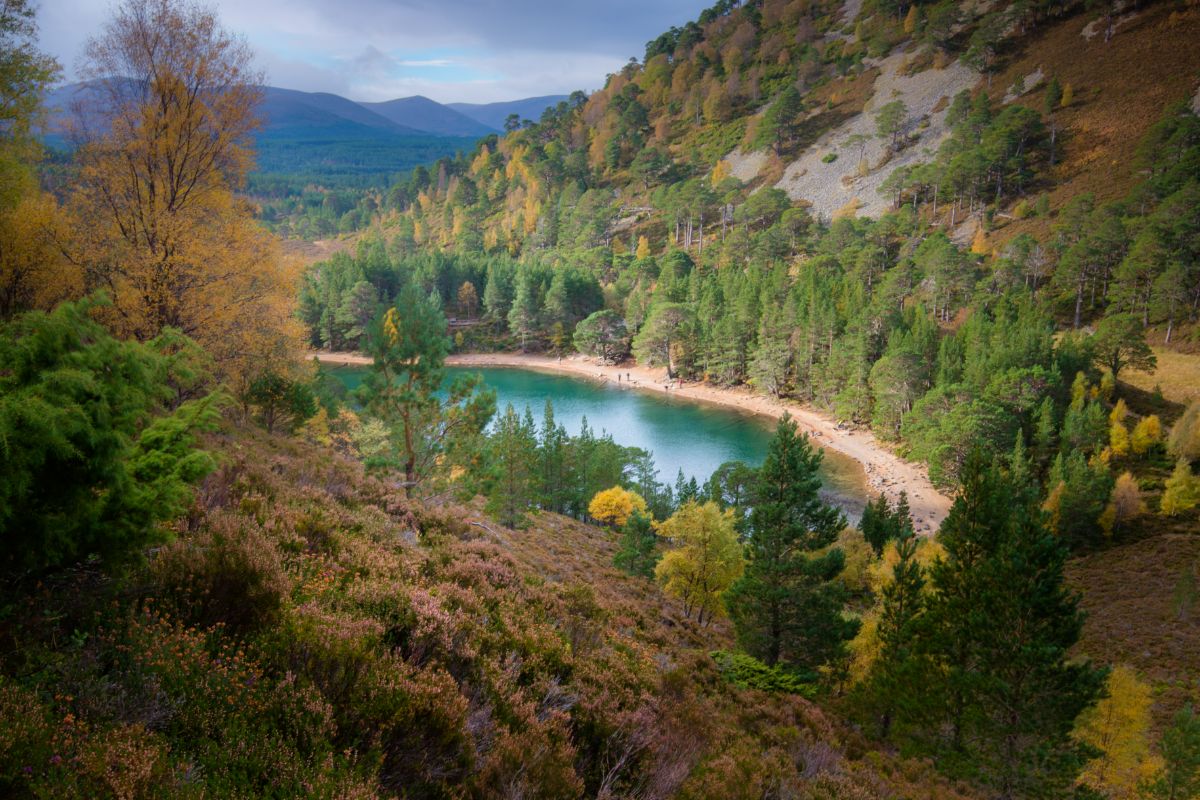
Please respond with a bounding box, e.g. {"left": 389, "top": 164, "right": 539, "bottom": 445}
{"left": 327, "top": 363, "right": 868, "bottom": 518}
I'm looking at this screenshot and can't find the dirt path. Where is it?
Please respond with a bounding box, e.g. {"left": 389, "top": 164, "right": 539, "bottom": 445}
{"left": 313, "top": 350, "right": 953, "bottom": 531}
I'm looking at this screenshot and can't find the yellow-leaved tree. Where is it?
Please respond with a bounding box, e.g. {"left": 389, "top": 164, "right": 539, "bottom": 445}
{"left": 654, "top": 500, "right": 744, "bottom": 626}
{"left": 1074, "top": 664, "right": 1162, "bottom": 798}
{"left": 1110, "top": 419, "right": 1131, "bottom": 458}
{"left": 1099, "top": 472, "right": 1145, "bottom": 536}
{"left": 67, "top": 0, "right": 299, "bottom": 389}
{"left": 1162, "top": 459, "right": 1200, "bottom": 516}
{"left": 1168, "top": 400, "right": 1200, "bottom": 461}
{"left": 635, "top": 235, "right": 651, "bottom": 260}
{"left": 0, "top": 1, "right": 73, "bottom": 319}
{"left": 588, "top": 486, "right": 648, "bottom": 528}
{"left": 1131, "top": 415, "right": 1162, "bottom": 456}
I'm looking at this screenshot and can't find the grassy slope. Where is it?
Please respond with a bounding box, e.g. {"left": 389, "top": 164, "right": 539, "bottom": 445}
{"left": 984, "top": 0, "right": 1200, "bottom": 247}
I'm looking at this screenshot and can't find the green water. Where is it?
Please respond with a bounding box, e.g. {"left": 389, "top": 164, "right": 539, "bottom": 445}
{"left": 327, "top": 363, "right": 868, "bottom": 516}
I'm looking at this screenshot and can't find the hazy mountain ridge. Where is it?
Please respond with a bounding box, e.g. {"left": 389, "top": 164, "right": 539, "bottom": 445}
{"left": 448, "top": 94, "right": 572, "bottom": 129}
{"left": 44, "top": 82, "right": 568, "bottom": 140}
{"left": 43, "top": 83, "right": 564, "bottom": 183}
{"left": 361, "top": 94, "right": 497, "bottom": 137}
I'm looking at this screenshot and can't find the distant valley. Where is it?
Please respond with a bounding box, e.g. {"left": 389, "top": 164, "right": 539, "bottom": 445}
{"left": 42, "top": 83, "right": 568, "bottom": 185}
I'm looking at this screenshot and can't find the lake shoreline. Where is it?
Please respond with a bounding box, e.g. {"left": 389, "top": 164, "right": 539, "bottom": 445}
{"left": 312, "top": 350, "right": 953, "bottom": 532}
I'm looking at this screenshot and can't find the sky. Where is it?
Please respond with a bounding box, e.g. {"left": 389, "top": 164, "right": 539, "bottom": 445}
{"left": 38, "top": 0, "right": 710, "bottom": 104}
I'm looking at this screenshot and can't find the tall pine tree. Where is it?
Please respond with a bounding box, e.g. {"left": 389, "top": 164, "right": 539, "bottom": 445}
{"left": 726, "top": 416, "right": 855, "bottom": 673}
{"left": 914, "top": 452, "right": 1105, "bottom": 798}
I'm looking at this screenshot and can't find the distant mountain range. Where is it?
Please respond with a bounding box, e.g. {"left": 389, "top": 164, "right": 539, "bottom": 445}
{"left": 447, "top": 95, "right": 570, "bottom": 131}
{"left": 41, "top": 84, "right": 569, "bottom": 184}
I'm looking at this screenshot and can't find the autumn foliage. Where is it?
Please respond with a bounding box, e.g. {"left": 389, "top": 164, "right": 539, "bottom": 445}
{"left": 65, "top": 0, "right": 300, "bottom": 388}
{"left": 588, "top": 485, "right": 648, "bottom": 527}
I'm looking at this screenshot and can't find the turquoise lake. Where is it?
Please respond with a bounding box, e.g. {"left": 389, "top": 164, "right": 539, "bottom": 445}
{"left": 327, "top": 363, "right": 868, "bottom": 516}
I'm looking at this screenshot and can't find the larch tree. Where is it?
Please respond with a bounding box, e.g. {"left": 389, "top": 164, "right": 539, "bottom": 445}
{"left": 1168, "top": 400, "right": 1200, "bottom": 461}
{"left": 1161, "top": 459, "right": 1199, "bottom": 516}
{"left": 726, "top": 417, "right": 854, "bottom": 673}
{"left": 0, "top": 0, "right": 70, "bottom": 319}
{"left": 655, "top": 500, "right": 744, "bottom": 626}
{"left": 67, "top": 0, "right": 298, "bottom": 386}
{"left": 456, "top": 281, "right": 478, "bottom": 319}
{"left": 1074, "top": 664, "right": 1161, "bottom": 799}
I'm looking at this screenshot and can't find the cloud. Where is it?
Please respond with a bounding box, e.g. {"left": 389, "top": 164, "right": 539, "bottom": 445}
{"left": 39, "top": 0, "right": 710, "bottom": 103}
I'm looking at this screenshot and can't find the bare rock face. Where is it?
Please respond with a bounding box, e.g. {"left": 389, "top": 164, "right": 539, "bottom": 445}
{"left": 766, "top": 51, "right": 978, "bottom": 221}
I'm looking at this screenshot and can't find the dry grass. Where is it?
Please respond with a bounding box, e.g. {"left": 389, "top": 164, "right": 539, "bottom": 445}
{"left": 1121, "top": 348, "right": 1200, "bottom": 408}
{"left": 1069, "top": 531, "right": 1200, "bottom": 732}
{"left": 985, "top": 1, "right": 1200, "bottom": 246}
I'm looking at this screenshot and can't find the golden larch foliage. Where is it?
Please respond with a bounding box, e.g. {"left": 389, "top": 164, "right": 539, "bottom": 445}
{"left": 1109, "top": 420, "right": 1131, "bottom": 457}
{"left": 587, "top": 486, "right": 648, "bottom": 528}
{"left": 711, "top": 159, "right": 732, "bottom": 187}
{"left": 66, "top": 0, "right": 299, "bottom": 387}
{"left": 971, "top": 226, "right": 989, "bottom": 254}
{"left": 1161, "top": 459, "right": 1200, "bottom": 516}
{"left": 635, "top": 236, "right": 651, "bottom": 260}
{"left": 1100, "top": 472, "right": 1145, "bottom": 536}
{"left": 1130, "top": 415, "right": 1161, "bottom": 455}
{"left": 1074, "top": 664, "right": 1162, "bottom": 798}
{"left": 654, "top": 501, "right": 744, "bottom": 625}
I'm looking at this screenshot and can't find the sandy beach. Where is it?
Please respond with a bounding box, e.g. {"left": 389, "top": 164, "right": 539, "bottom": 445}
{"left": 312, "top": 350, "right": 953, "bottom": 531}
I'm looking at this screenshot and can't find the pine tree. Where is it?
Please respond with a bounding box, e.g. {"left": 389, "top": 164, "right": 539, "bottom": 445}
{"left": 859, "top": 495, "right": 892, "bottom": 556}
{"left": 538, "top": 400, "right": 571, "bottom": 514}
{"left": 613, "top": 510, "right": 659, "bottom": 578}
{"left": 1146, "top": 706, "right": 1200, "bottom": 800}
{"left": 507, "top": 268, "right": 539, "bottom": 351}
{"left": 483, "top": 260, "right": 512, "bottom": 324}
{"left": 867, "top": 530, "right": 925, "bottom": 739}
{"left": 486, "top": 403, "right": 538, "bottom": 528}
{"left": 726, "top": 417, "right": 854, "bottom": 672}
{"left": 361, "top": 284, "right": 495, "bottom": 494}
{"left": 915, "top": 452, "right": 1105, "bottom": 797}
{"left": 1044, "top": 77, "right": 1063, "bottom": 115}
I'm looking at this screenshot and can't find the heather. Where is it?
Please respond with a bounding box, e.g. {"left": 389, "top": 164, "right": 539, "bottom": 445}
{"left": 0, "top": 424, "right": 975, "bottom": 799}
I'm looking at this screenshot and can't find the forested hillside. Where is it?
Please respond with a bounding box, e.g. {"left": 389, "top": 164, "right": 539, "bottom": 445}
{"left": 303, "top": 0, "right": 1200, "bottom": 489}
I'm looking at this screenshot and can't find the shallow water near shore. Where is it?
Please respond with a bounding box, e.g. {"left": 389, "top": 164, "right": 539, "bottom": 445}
{"left": 326, "top": 363, "right": 869, "bottom": 519}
